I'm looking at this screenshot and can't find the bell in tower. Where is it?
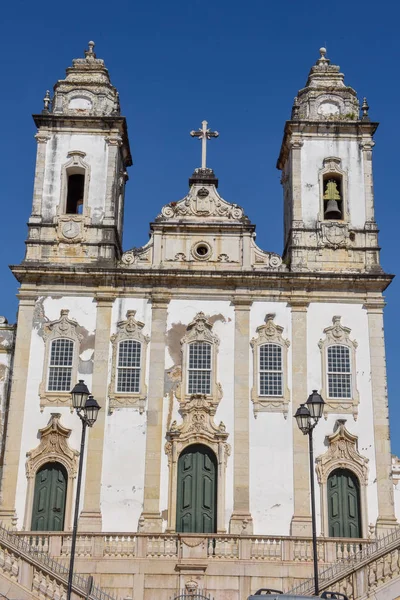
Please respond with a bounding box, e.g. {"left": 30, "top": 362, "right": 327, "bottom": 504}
{"left": 323, "top": 179, "right": 342, "bottom": 220}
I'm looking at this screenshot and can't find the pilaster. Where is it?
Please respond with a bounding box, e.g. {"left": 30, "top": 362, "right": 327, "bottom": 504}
{"left": 289, "top": 299, "right": 312, "bottom": 536}
{"left": 360, "top": 139, "right": 376, "bottom": 223}
{"left": 290, "top": 137, "right": 304, "bottom": 223}
{"left": 103, "top": 136, "right": 122, "bottom": 224}
{"left": 0, "top": 295, "right": 36, "bottom": 525}
{"left": 79, "top": 294, "right": 114, "bottom": 532}
{"left": 364, "top": 300, "right": 398, "bottom": 533}
{"left": 29, "top": 134, "right": 50, "bottom": 223}
{"left": 140, "top": 295, "right": 169, "bottom": 532}
{"left": 229, "top": 298, "right": 253, "bottom": 534}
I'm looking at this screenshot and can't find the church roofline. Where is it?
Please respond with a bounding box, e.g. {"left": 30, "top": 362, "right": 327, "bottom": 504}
{"left": 32, "top": 114, "right": 133, "bottom": 167}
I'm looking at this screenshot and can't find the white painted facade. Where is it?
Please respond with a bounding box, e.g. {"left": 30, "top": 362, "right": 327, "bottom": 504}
{"left": 0, "top": 44, "right": 397, "bottom": 550}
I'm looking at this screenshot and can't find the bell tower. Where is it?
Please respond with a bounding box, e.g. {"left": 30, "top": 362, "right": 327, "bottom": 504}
{"left": 25, "top": 41, "right": 132, "bottom": 264}
{"left": 277, "top": 48, "right": 379, "bottom": 272}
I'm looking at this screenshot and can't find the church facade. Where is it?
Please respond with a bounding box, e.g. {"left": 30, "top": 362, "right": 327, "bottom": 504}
{"left": 0, "top": 42, "right": 398, "bottom": 597}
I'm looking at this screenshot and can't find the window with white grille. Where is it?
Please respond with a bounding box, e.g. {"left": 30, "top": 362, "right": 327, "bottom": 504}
{"left": 259, "top": 343, "right": 283, "bottom": 396}
{"left": 47, "top": 338, "right": 74, "bottom": 392}
{"left": 327, "top": 345, "right": 351, "bottom": 399}
{"left": 188, "top": 342, "right": 212, "bottom": 395}
{"left": 117, "top": 340, "right": 141, "bottom": 393}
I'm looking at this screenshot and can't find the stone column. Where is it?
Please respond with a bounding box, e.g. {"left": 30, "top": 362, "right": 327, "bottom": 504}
{"left": 30, "top": 134, "right": 50, "bottom": 222}
{"left": 79, "top": 295, "right": 114, "bottom": 532}
{"left": 0, "top": 295, "right": 36, "bottom": 525}
{"left": 229, "top": 298, "right": 253, "bottom": 533}
{"left": 289, "top": 299, "right": 312, "bottom": 536}
{"left": 140, "top": 295, "right": 169, "bottom": 532}
{"left": 364, "top": 300, "right": 397, "bottom": 532}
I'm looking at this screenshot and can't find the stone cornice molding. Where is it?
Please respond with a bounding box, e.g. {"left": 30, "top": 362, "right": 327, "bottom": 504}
{"left": 34, "top": 133, "right": 51, "bottom": 144}
{"left": 288, "top": 298, "right": 309, "bottom": 311}
{"left": 363, "top": 301, "right": 385, "bottom": 313}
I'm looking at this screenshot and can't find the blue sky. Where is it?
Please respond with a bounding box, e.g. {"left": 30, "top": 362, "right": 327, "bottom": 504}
{"left": 1, "top": 1, "right": 400, "bottom": 453}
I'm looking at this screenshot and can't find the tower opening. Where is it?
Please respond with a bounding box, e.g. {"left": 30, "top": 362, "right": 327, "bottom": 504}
{"left": 66, "top": 173, "right": 85, "bottom": 214}
{"left": 323, "top": 175, "right": 343, "bottom": 220}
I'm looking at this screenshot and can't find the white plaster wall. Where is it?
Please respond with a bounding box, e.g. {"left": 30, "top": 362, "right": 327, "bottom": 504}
{"left": 160, "top": 299, "right": 235, "bottom": 531}
{"left": 15, "top": 296, "right": 96, "bottom": 529}
{"left": 307, "top": 302, "right": 378, "bottom": 535}
{"left": 100, "top": 298, "right": 151, "bottom": 531}
{"left": 393, "top": 484, "right": 400, "bottom": 520}
{"left": 301, "top": 138, "right": 365, "bottom": 228}
{"left": 43, "top": 134, "right": 108, "bottom": 223}
{"left": 249, "top": 302, "right": 293, "bottom": 535}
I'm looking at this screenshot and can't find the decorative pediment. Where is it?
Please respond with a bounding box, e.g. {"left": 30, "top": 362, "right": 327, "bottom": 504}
{"left": 181, "top": 312, "right": 220, "bottom": 347}
{"left": 251, "top": 313, "right": 290, "bottom": 348}
{"left": 316, "top": 420, "right": 369, "bottom": 485}
{"left": 158, "top": 185, "right": 246, "bottom": 222}
{"left": 26, "top": 414, "right": 79, "bottom": 478}
{"left": 111, "top": 310, "right": 149, "bottom": 343}
{"left": 319, "top": 315, "right": 357, "bottom": 348}
{"left": 42, "top": 309, "right": 83, "bottom": 343}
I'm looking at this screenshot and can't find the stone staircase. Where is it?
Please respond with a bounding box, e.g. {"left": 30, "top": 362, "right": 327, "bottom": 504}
{"left": 288, "top": 527, "right": 400, "bottom": 600}
{"left": 0, "top": 523, "right": 118, "bottom": 600}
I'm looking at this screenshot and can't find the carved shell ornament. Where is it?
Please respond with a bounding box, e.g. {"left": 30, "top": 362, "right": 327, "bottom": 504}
{"left": 160, "top": 187, "right": 246, "bottom": 221}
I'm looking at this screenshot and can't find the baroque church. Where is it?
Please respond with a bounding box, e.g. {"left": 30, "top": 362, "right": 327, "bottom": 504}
{"left": 0, "top": 41, "right": 399, "bottom": 599}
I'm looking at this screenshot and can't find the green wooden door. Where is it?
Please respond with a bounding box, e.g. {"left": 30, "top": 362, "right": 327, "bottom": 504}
{"left": 328, "top": 469, "right": 361, "bottom": 538}
{"left": 31, "top": 463, "right": 67, "bottom": 531}
{"left": 176, "top": 444, "right": 217, "bottom": 533}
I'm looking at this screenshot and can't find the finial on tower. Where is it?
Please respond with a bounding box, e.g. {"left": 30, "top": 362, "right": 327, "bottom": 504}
{"left": 361, "top": 97, "right": 370, "bottom": 121}
{"left": 42, "top": 90, "right": 51, "bottom": 114}
{"left": 85, "top": 40, "right": 96, "bottom": 60}
{"left": 316, "top": 47, "right": 330, "bottom": 66}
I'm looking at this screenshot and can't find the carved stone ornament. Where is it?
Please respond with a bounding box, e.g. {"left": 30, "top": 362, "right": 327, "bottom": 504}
{"left": 251, "top": 237, "right": 284, "bottom": 269}
{"left": 250, "top": 314, "right": 290, "bottom": 417}
{"left": 120, "top": 240, "right": 153, "bottom": 266}
{"left": 26, "top": 414, "right": 79, "bottom": 479}
{"left": 318, "top": 222, "right": 349, "bottom": 249}
{"left": 165, "top": 394, "right": 230, "bottom": 532}
{"left": 108, "top": 310, "right": 150, "bottom": 413}
{"left": 319, "top": 316, "right": 359, "bottom": 419}
{"left": 177, "top": 312, "right": 222, "bottom": 403}
{"left": 39, "top": 309, "right": 83, "bottom": 410}
{"left": 159, "top": 185, "right": 246, "bottom": 222}
{"left": 315, "top": 419, "right": 369, "bottom": 537}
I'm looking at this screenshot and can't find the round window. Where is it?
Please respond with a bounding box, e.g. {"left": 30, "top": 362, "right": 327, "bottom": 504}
{"left": 192, "top": 241, "right": 212, "bottom": 261}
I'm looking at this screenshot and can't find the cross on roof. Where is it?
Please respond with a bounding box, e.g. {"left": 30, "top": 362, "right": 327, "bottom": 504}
{"left": 190, "top": 120, "right": 219, "bottom": 169}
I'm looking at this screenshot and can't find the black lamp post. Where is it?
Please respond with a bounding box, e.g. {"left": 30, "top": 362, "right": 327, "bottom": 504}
{"left": 294, "top": 390, "right": 325, "bottom": 596}
{"left": 67, "top": 380, "right": 100, "bottom": 600}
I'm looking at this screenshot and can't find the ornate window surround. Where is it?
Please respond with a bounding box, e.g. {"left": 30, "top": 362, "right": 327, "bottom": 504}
{"left": 177, "top": 312, "right": 222, "bottom": 403}
{"left": 316, "top": 419, "right": 369, "bottom": 538}
{"left": 58, "top": 150, "right": 91, "bottom": 217}
{"left": 250, "top": 313, "right": 290, "bottom": 417}
{"left": 165, "top": 394, "right": 230, "bottom": 533}
{"left": 319, "top": 315, "right": 359, "bottom": 419}
{"left": 318, "top": 157, "right": 348, "bottom": 222}
{"left": 108, "top": 310, "right": 149, "bottom": 413}
{"left": 39, "top": 309, "right": 82, "bottom": 411}
{"left": 24, "top": 413, "right": 79, "bottom": 531}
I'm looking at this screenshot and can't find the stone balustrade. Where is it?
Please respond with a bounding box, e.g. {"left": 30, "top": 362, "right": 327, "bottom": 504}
{"left": 15, "top": 532, "right": 371, "bottom": 563}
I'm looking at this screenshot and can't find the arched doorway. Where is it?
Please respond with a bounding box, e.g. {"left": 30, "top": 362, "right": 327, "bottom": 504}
{"left": 31, "top": 463, "right": 67, "bottom": 531}
{"left": 328, "top": 468, "right": 361, "bottom": 538}
{"left": 176, "top": 444, "right": 217, "bottom": 533}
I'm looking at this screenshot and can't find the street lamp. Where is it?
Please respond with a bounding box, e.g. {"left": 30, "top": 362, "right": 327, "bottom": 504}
{"left": 67, "top": 380, "right": 100, "bottom": 600}
{"left": 294, "top": 390, "right": 325, "bottom": 597}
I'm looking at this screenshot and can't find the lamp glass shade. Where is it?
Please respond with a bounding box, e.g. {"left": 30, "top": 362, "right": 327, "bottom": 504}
{"left": 71, "top": 380, "right": 90, "bottom": 410}
{"left": 84, "top": 396, "right": 100, "bottom": 427}
{"left": 306, "top": 390, "right": 325, "bottom": 420}
{"left": 294, "top": 404, "right": 311, "bottom": 434}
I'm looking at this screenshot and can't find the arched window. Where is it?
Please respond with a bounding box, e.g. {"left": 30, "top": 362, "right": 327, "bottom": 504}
{"left": 47, "top": 338, "right": 74, "bottom": 392}
{"left": 250, "top": 314, "right": 290, "bottom": 416}
{"left": 188, "top": 342, "right": 212, "bottom": 395}
{"left": 328, "top": 468, "right": 361, "bottom": 538}
{"left": 66, "top": 171, "right": 85, "bottom": 214}
{"left": 109, "top": 310, "right": 149, "bottom": 412}
{"left": 327, "top": 345, "right": 351, "bottom": 399}
{"left": 117, "top": 339, "right": 142, "bottom": 393}
{"left": 323, "top": 174, "right": 343, "bottom": 220}
{"left": 60, "top": 151, "right": 90, "bottom": 216}
{"left": 176, "top": 444, "right": 217, "bottom": 534}
{"left": 31, "top": 462, "right": 67, "bottom": 532}
{"left": 259, "top": 343, "right": 283, "bottom": 396}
